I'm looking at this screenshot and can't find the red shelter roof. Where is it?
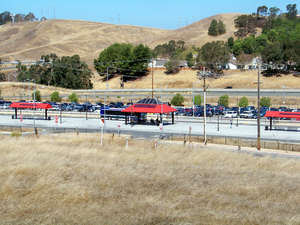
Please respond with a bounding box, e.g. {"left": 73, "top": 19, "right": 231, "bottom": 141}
{"left": 10, "top": 102, "right": 53, "bottom": 109}
{"left": 122, "top": 104, "right": 177, "bottom": 114}
{"left": 265, "top": 111, "right": 300, "bottom": 119}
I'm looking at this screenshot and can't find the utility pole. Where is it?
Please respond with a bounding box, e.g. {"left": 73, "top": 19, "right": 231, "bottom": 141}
{"left": 152, "top": 58, "right": 154, "bottom": 98}
{"left": 197, "top": 68, "right": 215, "bottom": 145}
{"left": 185, "top": 16, "right": 187, "bottom": 29}
{"left": 257, "top": 61, "right": 261, "bottom": 150}
{"left": 235, "top": 98, "right": 239, "bottom": 127}
{"left": 118, "top": 14, "right": 120, "bottom": 25}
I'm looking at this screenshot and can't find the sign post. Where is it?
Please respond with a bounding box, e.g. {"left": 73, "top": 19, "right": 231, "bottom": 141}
{"left": 118, "top": 122, "right": 121, "bottom": 136}
{"left": 55, "top": 115, "right": 58, "bottom": 124}
{"left": 189, "top": 126, "right": 192, "bottom": 144}
{"left": 20, "top": 114, "right": 23, "bottom": 122}
{"left": 100, "top": 119, "right": 104, "bottom": 146}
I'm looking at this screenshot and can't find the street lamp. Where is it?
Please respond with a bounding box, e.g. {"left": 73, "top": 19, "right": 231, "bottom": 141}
{"left": 282, "top": 82, "right": 286, "bottom": 107}
{"left": 93, "top": 80, "right": 100, "bottom": 115}
{"left": 155, "top": 80, "right": 163, "bottom": 138}
{"left": 104, "top": 65, "right": 112, "bottom": 133}
{"left": 193, "top": 81, "right": 201, "bottom": 117}
{"left": 167, "top": 81, "right": 175, "bottom": 105}
{"left": 128, "top": 81, "right": 134, "bottom": 103}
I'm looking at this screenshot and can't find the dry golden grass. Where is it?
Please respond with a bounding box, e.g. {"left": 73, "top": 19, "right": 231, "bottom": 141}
{"left": 1, "top": 134, "right": 300, "bottom": 224}
{"left": 0, "top": 13, "right": 244, "bottom": 64}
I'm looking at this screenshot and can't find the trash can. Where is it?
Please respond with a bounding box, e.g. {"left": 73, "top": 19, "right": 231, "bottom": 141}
{"left": 48, "top": 116, "right": 51, "bottom": 120}
{"left": 265, "top": 125, "right": 268, "bottom": 130}
{"left": 12, "top": 115, "right": 14, "bottom": 119}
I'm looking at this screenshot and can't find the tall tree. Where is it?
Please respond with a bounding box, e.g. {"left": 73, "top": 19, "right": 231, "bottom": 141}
{"left": 208, "top": 19, "right": 218, "bottom": 36}
{"left": 0, "top": 11, "right": 11, "bottom": 25}
{"left": 199, "top": 41, "right": 230, "bottom": 70}
{"left": 257, "top": 5, "right": 268, "bottom": 17}
{"left": 286, "top": 4, "right": 298, "bottom": 21}
{"left": 218, "top": 20, "right": 226, "bottom": 35}
{"left": 24, "top": 12, "right": 36, "bottom": 22}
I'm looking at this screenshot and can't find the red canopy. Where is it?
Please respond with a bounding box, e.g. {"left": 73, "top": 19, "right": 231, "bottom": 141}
{"left": 265, "top": 111, "right": 300, "bottom": 119}
{"left": 121, "top": 104, "right": 177, "bottom": 114}
{"left": 10, "top": 102, "right": 53, "bottom": 109}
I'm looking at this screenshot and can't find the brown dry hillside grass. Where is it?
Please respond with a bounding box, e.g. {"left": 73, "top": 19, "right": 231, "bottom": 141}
{"left": 0, "top": 13, "right": 244, "bottom": 64}
{"left": 1, "top": 134, "right": 300, "bottom": 224}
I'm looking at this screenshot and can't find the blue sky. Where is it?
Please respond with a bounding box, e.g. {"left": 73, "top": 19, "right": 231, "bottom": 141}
{"left": 2, "top": 0, "right": 293, "bottom": 29}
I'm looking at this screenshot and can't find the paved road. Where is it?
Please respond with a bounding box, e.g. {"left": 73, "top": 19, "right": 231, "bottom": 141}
{"left": 1, "top": 115, "right": 299, "bottom": 144}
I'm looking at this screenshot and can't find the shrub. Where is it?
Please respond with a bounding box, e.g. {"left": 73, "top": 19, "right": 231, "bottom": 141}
{"left": 218, "top": 94, "right": 229, "bottom": 107}
{"left": 193, "top": 95, "right": 202, "bottom": 105}
{"left": 171, "top": 93, "right": 184, "bottom": 106}
{"left": 11, "top": 131, "right": 22, "bottom": 137}
{"left": 239, "top": 96, "right": 249, "bottom": 108}
{"left": 50, "top": 91, "right": 61, "bottom": 102}
{"left": 260, "top": 97, "right": 271, "bottom": 107}
{"left": 68, "top": 93, "right": 78, "bottom": 102}
{"left": 32, "top": 90, "right": 42, "bottom": 102}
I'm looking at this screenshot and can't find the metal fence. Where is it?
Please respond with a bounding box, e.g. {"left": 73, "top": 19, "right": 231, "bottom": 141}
{"left": 0, "top": 125, "right": 299, "bottom": 152}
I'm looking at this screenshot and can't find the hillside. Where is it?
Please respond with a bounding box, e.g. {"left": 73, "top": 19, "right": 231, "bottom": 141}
{"left": 0, "top": 13, "right": 244, "bottom": 64}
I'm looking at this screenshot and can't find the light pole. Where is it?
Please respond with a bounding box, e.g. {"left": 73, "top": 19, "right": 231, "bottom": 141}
{"left": 155, "top": 81, "right": 163, "bottom": 138}
{"left": 104, "top": 65, "right": 111, "bottom": 133}
{"left": 93, "top": 80, "right": 100, "bottom": 115}
{"left": 282, "top": 82, "right": 286, "bottom": 107}
{"left": 193, "top": 81, "right": 200, "bottom": 117}
{"left": 128, "top": 81, "right": 134, "bottom": 103}
{"left": 217, "top": 101, "right": 221, "bottom": 131}
{"left": 29, "top": 79, "right": 36, "bottom": 132}
{"left": 167, "top": 81, "right": 175, "bottom": 105}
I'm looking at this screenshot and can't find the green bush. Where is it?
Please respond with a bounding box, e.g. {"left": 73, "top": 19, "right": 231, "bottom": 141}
{"left": 260, "top": 97, "right": 271, "bottom": 107}
{"left": 32, "top": 90, "right": 42, "bottom": 102}
{"left": 68, "top": 92, "right": 78, "bottom": 102}
{"left": 239, "top": 96, "right": 249, "bottom": 108}
{"left": 50, "top": 91, "right": 61, "bottom": 102}
{"left": 171, "top": 93, "right": 185, "bottom": 106}
{"left": 11, "top": 131, "right": 22, "bottom": 137}
{"left": 218, "top": 94, "right": 229, "bottom": 107}
{"left": 192, "top": 95, "right": 202, "bottom": 105}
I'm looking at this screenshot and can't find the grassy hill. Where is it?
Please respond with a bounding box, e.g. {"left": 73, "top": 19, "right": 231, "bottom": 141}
{"left": 0, "top": 13, "right": 244, "bottom": 64}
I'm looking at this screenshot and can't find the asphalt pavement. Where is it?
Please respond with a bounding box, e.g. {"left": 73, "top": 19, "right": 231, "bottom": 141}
{"left": 1, "top": 115, "right": 299, "bottom": 144}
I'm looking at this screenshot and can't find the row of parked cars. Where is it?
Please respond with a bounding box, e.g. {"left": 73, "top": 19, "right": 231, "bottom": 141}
{"left": 174, "top": 104, "right": 299, "bottom": 119}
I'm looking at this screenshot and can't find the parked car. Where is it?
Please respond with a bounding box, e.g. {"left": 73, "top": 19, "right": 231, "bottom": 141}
{"left": 224, "top": 111, "right": 238, "bottom": 118}
{"left": 240, "top": 111, "right": 253, "bottom": 118}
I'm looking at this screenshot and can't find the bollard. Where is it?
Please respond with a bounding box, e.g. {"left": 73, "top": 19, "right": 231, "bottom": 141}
{"left": 126, "top": 137, "right": 129, "bottom": 149}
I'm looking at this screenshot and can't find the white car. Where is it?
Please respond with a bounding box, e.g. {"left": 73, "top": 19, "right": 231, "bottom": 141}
{"left": 240, "top": 111, "right": 253, "bottom": 118}
{"left": 224, "top": 111, "right": 237, "bottom": 118}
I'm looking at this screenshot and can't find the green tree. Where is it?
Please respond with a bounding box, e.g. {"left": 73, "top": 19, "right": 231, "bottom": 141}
{"left": 94, "top": 43, "right": 151, "bottom": 77}
{"left": 199, "top": 41, "right": 230, "bottom": 70}
{"left": 227, "top": 37, "right": 234, "bottom": 49}
{"left": 171, "top": 93, "right": 184, "bottom": 106}
{"left": 208, "top": 19, "right": 218, "bottom": 36}
{"left": 185, "top": 52, "right": 194, "bottom": 67}
{"left": 68, "top": 92, "right": 78, "bottom": 102}
{"left": 50, "top": 91, "right": 61, "bottom": 102}
{"left": 239, "top": 96, "right": 249, "bottom": 108}
{"left": 218, "top": 95, "right": 229, "bottom": 107}
{"left": 260, "top": 97, "right": 271, "bottom": 107}
{"left": 32, "top": 90, "right": 42, "bottom": 102}
{"left": 17, "top": 53, "right": 93, "bottom": 89}
{"left": 164, "top": 60, "right": 179, "bottom": 74}
{"left": 267, "top": 29, "right": 278, "bottom": 42}
{"left": 193, "top": 95, "right": 202, "bottom": 105}
{"left": 286, "top": 4, "right": 298, "bottom": 21}
{"left": 261, "top": 43, "right": 283, "bottom": 64}
{"left": 0, "top": 11, "right": 11, "bottom": 25}
{"left": 218, "top": 20, "right": 226, "bottom": 35}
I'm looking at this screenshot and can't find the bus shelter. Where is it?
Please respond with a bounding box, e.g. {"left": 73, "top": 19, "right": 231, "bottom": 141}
{"left": 10, "top": 102, "right": 53, "bottom": 120}
{"left": 264, "top": 111, "right": 300, "bottom": 130}
{"left": 121, "top": 98, "right": 177, "bottom": 125}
